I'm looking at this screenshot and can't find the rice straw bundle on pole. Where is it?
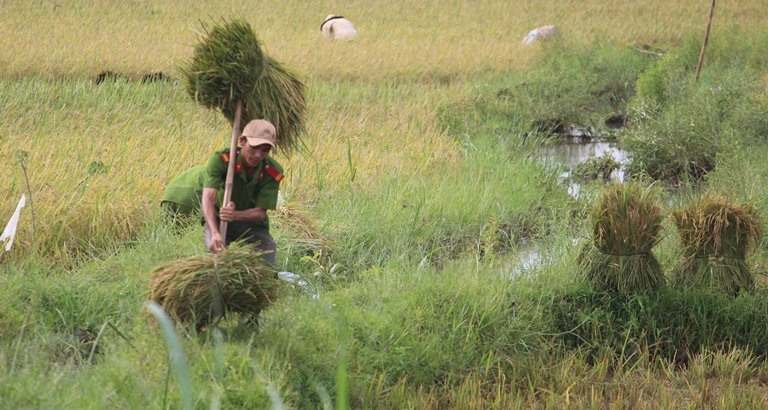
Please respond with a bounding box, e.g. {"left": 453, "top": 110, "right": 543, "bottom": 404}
{"left": 672, "top": 194, "right": 762, "bottom": 296}
{"left": 577, "top": 183, "right": 666, "bottom": 294}
{"left": 148, "top": 243, "right": 281, "bottom": 328}
{"left": 180, "top": 18, "right": 307, "bottom": 153}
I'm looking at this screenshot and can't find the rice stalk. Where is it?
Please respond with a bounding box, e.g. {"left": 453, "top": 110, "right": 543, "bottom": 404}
{"left": 672, "top": 194, "right": 763, "bottom": 295}
{"left": 148, "top": 243, "right": 280, "bottom": 328}
{"left": 578, "top": 183, "right": 666, "bottom": 294}
{"left": 221, "top": 55, "right": 307, "bottom": 153}
{"left": 271, "top": 201, "right": 327, "bottom": 250}
{"left": 181, "top": 18, "right": 266, "bottom": 113}
{"left": 180, "top": 18, "right": 306, "bottom": 153}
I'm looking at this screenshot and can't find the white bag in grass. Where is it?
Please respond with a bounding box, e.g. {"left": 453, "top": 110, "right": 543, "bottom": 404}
{"left": 1, "top": 195, "right": 26, "bottom": 251}
{"left": 278, "top": 271, "right": 319, "bottom": 299}
{"left": 523, "top": 25, "right": 557, "bottom": 45}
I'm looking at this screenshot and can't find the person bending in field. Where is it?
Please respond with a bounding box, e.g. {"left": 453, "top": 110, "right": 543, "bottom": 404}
{"left": 201, "top": 119, "right": 284, "bottom": 265}
{"left": 160, "top": 164, "right": 206, "bottom": 227}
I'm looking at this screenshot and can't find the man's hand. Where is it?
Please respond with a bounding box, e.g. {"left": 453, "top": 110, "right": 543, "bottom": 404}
{"left": 208, "top": 230, "right": 225, "bottom": 253}
{"left": 219, "top": 201, "right": 236, "bottom": 222}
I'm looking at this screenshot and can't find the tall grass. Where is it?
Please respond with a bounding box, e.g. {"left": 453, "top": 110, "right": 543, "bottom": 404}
{"left": 622, "top": 32, "right": 768, "bottom": 184}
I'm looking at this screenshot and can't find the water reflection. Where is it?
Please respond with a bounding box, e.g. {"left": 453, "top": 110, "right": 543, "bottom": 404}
{"left": 509, "top": 136, "right": 629, "bottom": 275}
{"left": 540, "top": 136, "right": 628, "bottom": 197}
{"left": 510, "top": 242, "right": 542, "bottom": 278}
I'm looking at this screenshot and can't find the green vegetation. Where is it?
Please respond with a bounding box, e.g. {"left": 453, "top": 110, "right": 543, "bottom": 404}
{"left": 550, "top": 286, "right": 768, "bottom": 363}
{"left": 623, "top": 33, "right": 768, "bottom": 184}
{"left": 2, "top": 1, "right": 768, "bottom": 408}
{"left": 571, "top": 150, "right": 621, "bottom": 182}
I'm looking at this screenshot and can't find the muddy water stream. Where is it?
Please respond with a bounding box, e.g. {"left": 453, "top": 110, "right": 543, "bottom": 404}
{"left": 510, "top": 136, "right": 629, "bottom": 276}
{"left": 542, "top": 136, "right": 627, "bottom": 197}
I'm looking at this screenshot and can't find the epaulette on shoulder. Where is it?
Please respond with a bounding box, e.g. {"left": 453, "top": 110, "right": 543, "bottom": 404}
{"left": 219, "top": 152, "right": 243, "bottom": 173}
{"left": 259, "top": 164, "right": 284, "bottom": 182}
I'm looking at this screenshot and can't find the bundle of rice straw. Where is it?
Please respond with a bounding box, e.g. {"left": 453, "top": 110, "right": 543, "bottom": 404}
{"left": 148, "top": 243, "right": 281, "bottom": 328}
{"left": 577, "top": 183, "right": 666, "bottom": 294}
{"left": 271, "top": 201, "right": 327, "bottom": 250}
{"left": 672, "top": 194, "right": 763, "bottom": 296}
{"left": 181, "top": 18, "right": 307, "bottom": 153}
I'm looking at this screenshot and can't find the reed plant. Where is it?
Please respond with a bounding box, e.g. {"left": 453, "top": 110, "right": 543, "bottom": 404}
{"left": 672, "top": 194, "right": 763, "bottom": 295}
{"left": 577, "top": 182, "right": 665, "bottom": 294}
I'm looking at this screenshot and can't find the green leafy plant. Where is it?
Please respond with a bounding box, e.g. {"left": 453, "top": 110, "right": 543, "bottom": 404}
{"left": 571, "top": 151, "right": 621, "bottom": 182}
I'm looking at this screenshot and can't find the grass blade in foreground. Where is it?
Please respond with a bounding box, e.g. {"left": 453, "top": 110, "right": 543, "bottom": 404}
{"left": 144, "top": 300, "right": 194, "bottom": 410}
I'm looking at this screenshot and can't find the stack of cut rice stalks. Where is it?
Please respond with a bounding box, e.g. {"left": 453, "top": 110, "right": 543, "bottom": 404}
{"left": 271, "top": 201, "right": 328, "bottom": 251}
{"left": 578, "top": 183, "right": 666, "bottom": 294}
{"left": 672, "top": 194, "right": 762, "bottom": 296}
{"left": 148, "top": 243, "right": 280, "bottom": 329}
{"left": 181, "top": 18, "right": 306, "bottom": 153}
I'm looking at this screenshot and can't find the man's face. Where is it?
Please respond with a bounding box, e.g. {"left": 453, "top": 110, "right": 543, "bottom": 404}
{"left": 240, "top": 137, "right": 272, "bottom": 167}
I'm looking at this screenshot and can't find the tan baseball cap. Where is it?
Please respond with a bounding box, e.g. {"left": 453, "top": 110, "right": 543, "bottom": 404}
{"left": 242, "top": 119, "right": 276, "bottom": 148}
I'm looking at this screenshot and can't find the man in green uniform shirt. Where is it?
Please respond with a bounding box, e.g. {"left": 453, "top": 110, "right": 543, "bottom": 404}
{"left": 202, "top": 119, "right": 284, "bottom": 266}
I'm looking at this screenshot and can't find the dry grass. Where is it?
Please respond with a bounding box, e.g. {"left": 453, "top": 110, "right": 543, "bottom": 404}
{"left": 1, "top": 1, "right": 765, "bottom": 80}
{"left": 271, "top": 201, "right": 327, "bottom": 250}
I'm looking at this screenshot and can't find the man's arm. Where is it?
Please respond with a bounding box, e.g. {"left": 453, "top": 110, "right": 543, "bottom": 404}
{"left": 218, "top": 206, "right": 267, "bottom": 223}
{"left": 202, "top": 187, "right": 224, "bottom": 253}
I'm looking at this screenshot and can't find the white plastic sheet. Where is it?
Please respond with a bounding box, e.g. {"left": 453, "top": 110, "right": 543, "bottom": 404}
{"left": 1, "top": 195, "right": 26, "bottom": 251}
{"left": 278, "top": 271, "right": 319, "bottom": 299}
{"left": 522, "top": 25, "right": 557, "bottom": 45}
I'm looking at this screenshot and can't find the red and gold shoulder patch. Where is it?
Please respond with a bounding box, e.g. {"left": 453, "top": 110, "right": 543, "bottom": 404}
{"left": 265, "top": 164, "right": 284, "bottom": 182}
{"left": 219, "top": 152, "right": 243, "bottom": 173}
{"left": 259, "top": 164, "right": 284, "bottom": 182}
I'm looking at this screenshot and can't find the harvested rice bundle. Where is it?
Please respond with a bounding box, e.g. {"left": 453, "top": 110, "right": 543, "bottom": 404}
{"left": 672, "top": 194, "right": 762, "bottom": 295}
{"left": 181, "top": 18, "right": 306, "bottom": 153}
{"left": 271, "top": 201, "right": 328, "bottom": 250}
{"left": 577, "top": 183, "right": 666, "bottom": 294}
{"left": 148, "top": 243, "right": 281, "bottom": 328}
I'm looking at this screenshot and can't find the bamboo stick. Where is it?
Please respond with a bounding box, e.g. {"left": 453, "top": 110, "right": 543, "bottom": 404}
{"left": 695, "top": 0, "right": 716, "bottom": 82}
{"left": 219, "top": 99, "right": 243, "bottom": 241}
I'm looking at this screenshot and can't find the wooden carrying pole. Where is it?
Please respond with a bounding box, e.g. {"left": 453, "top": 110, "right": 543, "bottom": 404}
{"left": 219, "top": 99, "right": 243, "bottom": 241}
{"left": 695, "top": 0, "right": 716, "bottom": 82}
